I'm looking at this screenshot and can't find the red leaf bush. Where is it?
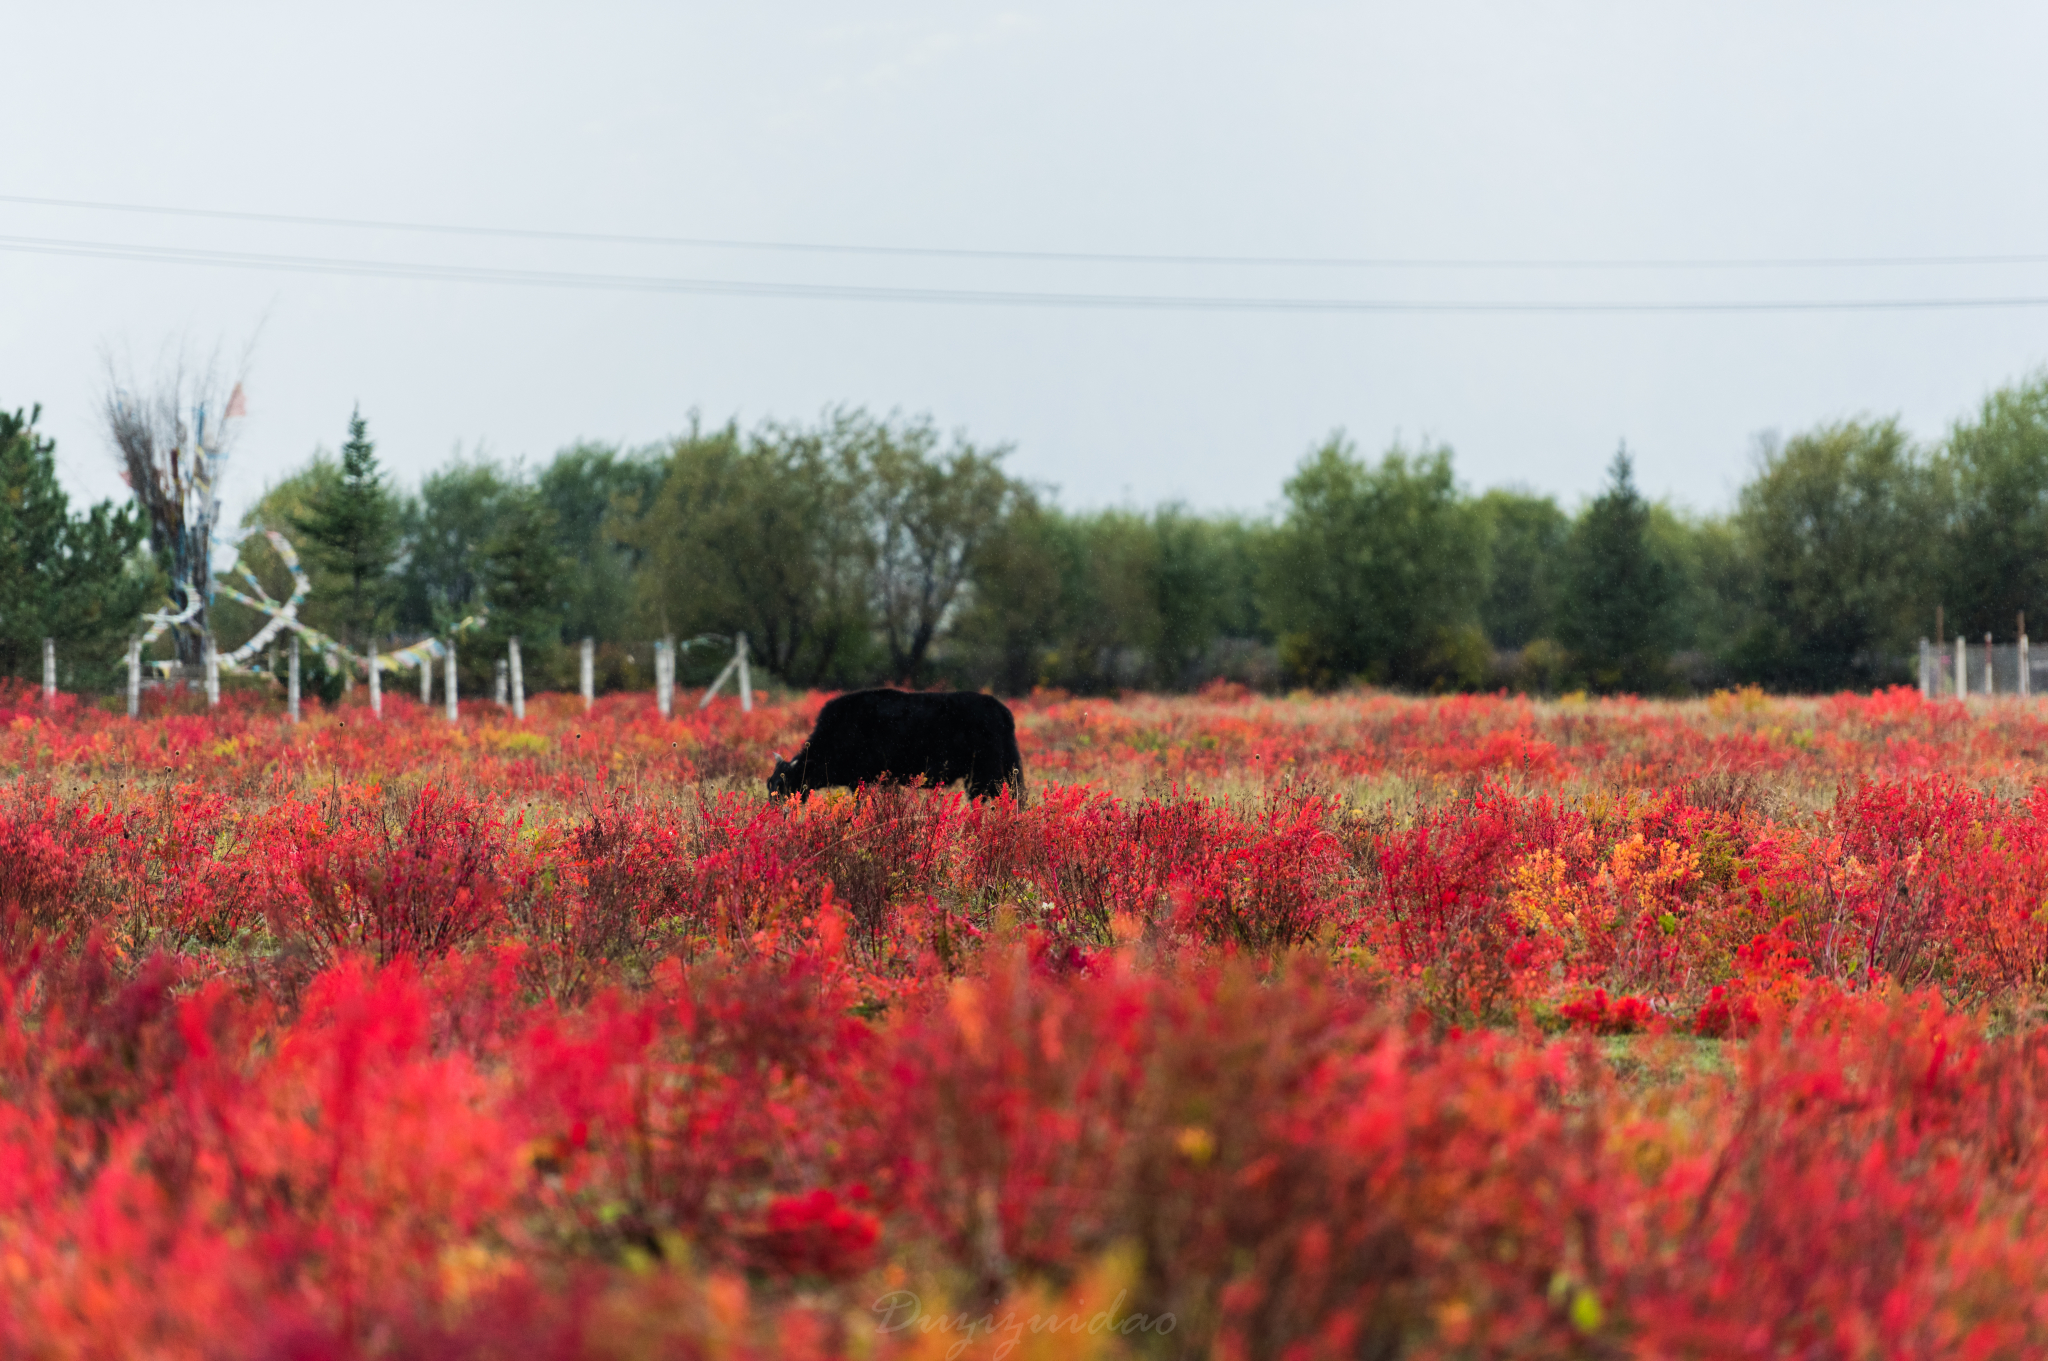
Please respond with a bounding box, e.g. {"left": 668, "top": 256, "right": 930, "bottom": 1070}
{"left": 1, "top": 683, "right": 2047, "bottom": 1352}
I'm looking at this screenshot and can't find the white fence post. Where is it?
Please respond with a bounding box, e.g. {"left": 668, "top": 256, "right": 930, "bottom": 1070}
{"left": 368, "top": 649, "right": 382, "bottom": 718}
{"left": 657, "top": 637, "right": 674, "bottom": 718}
{"left": 2023, "top": 632, "right": 2033, "bottom": 699}
{"left": 42, "top": 638, "right": 55, "bottom": 704}
{"left": 581, "top": 637, "right": 595, "bottom": 712}
{"left": 128, "top": 639, "right": 142, "bottom": 719}
{"left": 1956, "top": 635, "right": 1967, "bottom": 699}
{"left": 1986, "top": 633, "right": 1996, "bottom": 697}
{"left": 445, "top": 642, "right": 459, "bottom": 723}
{"left": 420, "top": 650, "right": 432, "bottom": 704}
{"left": 737, "top": 632, "right": 752, "bottom": 712}
{"left": 494, "top": 659, "right": 508, "bottom": 707}
{"left": 204, "top": 635, "right": 220, "bottom": 708}
{"left": 508, "top": 637, "right": 525, "bottom": 721}
{"left": 288, "top": 634, "right": 301, "bottom": 722}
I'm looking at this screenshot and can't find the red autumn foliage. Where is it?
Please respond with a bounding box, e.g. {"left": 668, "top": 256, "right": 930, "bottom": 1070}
{"left": 3, "top": 682, "right": 2048, "bottom": 1352}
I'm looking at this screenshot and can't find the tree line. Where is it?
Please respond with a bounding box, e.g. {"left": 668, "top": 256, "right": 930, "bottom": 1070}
{"left": 6, "top": 373, "right": 2048, "bottom": 697}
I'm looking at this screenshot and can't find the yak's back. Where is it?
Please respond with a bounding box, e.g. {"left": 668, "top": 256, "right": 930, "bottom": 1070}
{"left": 805, "top": 689, "right": 1020, "bottom": 795}
{"left": 812, "top": 688, "right": 1014, "bottom": 748}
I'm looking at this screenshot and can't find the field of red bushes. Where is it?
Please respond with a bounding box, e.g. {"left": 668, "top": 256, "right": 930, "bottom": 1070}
{"left": 8, "top": 680, "right": 2048, "bottom": 1357}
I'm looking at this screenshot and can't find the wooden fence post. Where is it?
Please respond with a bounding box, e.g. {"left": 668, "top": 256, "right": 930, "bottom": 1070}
{"left": 1956, "top": 635, "right": 1967, "bottom": 699}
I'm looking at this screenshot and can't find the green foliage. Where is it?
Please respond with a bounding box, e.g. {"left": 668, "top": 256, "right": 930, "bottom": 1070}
{"left": 1261, "top": 435, "right": 1485, "bottom": 688}
{"left": 1476, "top": 489, "right": 1569, "bottom": 650}
{"left": 536, "top": 443, "right": 664, "bottom": 645}
{"left": 627, "top": 414, "right": 876, "bottom": 688}
{"left": 867, "top": 420, "right": 1022, "bottom": 684}
{"left": 477, "top": 486, "right": 570, "bottom": 681}
{"left": 0, "top": 405, "right": 158, "bottom": 685}
{"left": 945, "top": 496, "right": 1068, "bottom": 693}
{"left": 941, "top": 502, "right": 1272, "bottom": 694}
{"left": 395, "top": 457, "right": 519, "bottom": 637}
{"left": 1730, "top": 421, "right": 1931, "bottom": 689}
{"left": 1936, "top": 373, "right": 2048, "bottom": 638}
{"left": 156, "top": 372, "right": 2048, "bottom": 703}
{"left": 1559, "top": 449, "right": 1679, "bottom": 693}
{"left": 291, "top": 409, "right": 399, "bottom": 654}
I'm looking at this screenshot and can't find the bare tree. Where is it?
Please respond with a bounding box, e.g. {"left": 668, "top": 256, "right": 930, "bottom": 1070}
{"left": 101, "top": 345, "right": 248, "bottom": 664}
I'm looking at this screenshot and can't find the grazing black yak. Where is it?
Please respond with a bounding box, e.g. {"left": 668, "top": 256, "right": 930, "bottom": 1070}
{"left": 766, "top": 689, "right": 1024, "bottom": 802}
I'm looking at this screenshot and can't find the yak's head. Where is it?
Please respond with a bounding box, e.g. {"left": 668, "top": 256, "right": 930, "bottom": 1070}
{"left": 766, "top": 752, "right": 799, "bottom": 800}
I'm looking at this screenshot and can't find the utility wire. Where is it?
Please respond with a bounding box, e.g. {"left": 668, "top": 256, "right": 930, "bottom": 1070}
{"left": 4, "top": 191, "right": 2048, "bottom": 272}
{"left": 9, "top": 232, "right": 2048, "bottom": 312}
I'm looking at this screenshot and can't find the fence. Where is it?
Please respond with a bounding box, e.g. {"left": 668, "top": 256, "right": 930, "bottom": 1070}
{"left": 1919, "top": 636, "right": 2040, "bottom": 699}
{"left": 36, "top": 632, "right": 758, "bottom": 722}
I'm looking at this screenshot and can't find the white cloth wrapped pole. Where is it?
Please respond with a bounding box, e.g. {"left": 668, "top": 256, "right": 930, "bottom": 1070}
{"left": 288, "top": 634, "right": 301, "bottom": 722}
{"left": 42, "top": 638, "right": 55, "bottom": 703}
{"left": 737, "top": 632, "right": 752, "bottom": 712}
{"left": 128, "top": 639, "right": 142, "bottom": 718}
{"left": 509, "top": 638, "right": 525, "bottom": 721}
{"left": 657, "top": 637, "right": 674, "bottom": 718}
{"left": 445, "top": 642, "right": 459, "bottom": 722}
{"left": 368, "top": 650, "right": 382, "bottom": 718}
{"left": 204, "top": 636, "right": 220, "bottom": 707}
{"left": 580, "top": 637, "right": 594, "bottom": 712}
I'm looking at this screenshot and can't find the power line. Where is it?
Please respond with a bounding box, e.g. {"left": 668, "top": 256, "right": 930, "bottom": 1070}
{"left": 5, "top": 191, "right": 2048, "bottom": 272}
{"left": 9, "top": 231, "right": 2048, "bottom": 312}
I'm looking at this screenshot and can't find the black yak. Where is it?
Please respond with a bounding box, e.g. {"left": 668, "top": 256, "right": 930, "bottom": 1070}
{"left": 766, "top": 689, "right": 1024, "bottom": 802}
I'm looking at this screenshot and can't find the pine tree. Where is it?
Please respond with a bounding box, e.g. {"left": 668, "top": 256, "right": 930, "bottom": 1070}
{"left": 1559, "top": 448, "right": 1676, "bottom": 693}
{"left": 0, "top": 405, "right": 158, "bottom": 683}
{"left": 292, "top": 408, "right": 399, "bottom": 656}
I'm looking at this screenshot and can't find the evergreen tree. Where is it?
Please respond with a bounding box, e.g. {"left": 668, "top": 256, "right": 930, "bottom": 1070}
{"left": 0, "top": 405, "right": 158, "bottom": 684}
{"left": 1559, "top": 448, "right": 1677, "bottom": 693}
{"left": 292, "top": 409, "right": 399, "bottom": 655}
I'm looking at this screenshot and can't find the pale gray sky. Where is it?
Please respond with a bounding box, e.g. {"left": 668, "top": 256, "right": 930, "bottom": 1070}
{"left": 8, "top": 2, "right": 2048, "bottom": 536}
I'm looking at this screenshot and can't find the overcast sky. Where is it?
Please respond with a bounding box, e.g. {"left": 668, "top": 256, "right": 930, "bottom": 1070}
{"left": 9, "top": 2, "right": 2048, "bottom": 539}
